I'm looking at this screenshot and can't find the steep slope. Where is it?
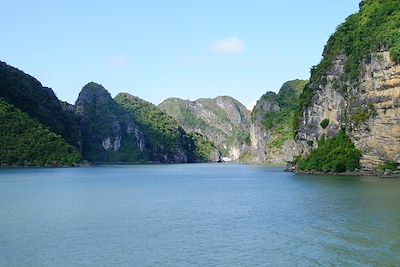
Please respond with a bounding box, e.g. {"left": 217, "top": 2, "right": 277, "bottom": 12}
{"left": 0, "top": 99, "right": 81, "bottom": 167}
{"left": 295, "top": 0, "right": 400, "bottom": 172}
{"left": 250, "top": 80, "right": 307, "bottom": 164}
{"left": 75, "top": 83, "right": 146, "bottom": 163}
{"left": 115, "top": 93, "right": 221, "bottom": 163}
{"left": 0, "top": 61, "right": 79, "bottom": 146}
{"left": 159, "top": 96, "right": 251, "bottom": 161}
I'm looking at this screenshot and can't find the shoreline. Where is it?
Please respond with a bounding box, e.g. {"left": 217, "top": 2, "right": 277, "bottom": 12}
{"left": 1, "top": 161, "right": 399, "bottom": 178}
{"left": 291, "top": 169, "right": 400, "bottom": 178}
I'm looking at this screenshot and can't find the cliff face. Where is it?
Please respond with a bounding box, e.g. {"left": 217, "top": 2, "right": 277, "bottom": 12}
{"left": 0, "top": 59, "right": 223, "bottom": 165}
{"left": 295, "top": 1, "right": 400, "bottom": 172}
{"left": 0, "top": 61, "right": 80, "bottom": 146}
{"left": 75, "top": 82, "right": 146, "bottom": 163}
{"left": 354, "top": 52, "right": 400, "bottom": 169}
{"left": 250, "top": 80, "right": 307, "bottom": 164}
{"left": 115, "top": 93, "right": 221, "bottom": 163}
{"left": 297, "top": 52, "right": 400, "bottom": 170}
{"left": 159, "top": 96, "right": 250, "bottom": 161}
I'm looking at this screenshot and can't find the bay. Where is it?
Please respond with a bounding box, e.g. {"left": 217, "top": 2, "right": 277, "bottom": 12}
{"left": 0, "top": 163, "right": 399, "bottom": 266}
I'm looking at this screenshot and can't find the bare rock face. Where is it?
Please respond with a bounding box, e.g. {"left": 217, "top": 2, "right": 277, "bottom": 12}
{"left": 115, "top": 93, "right": 221, "bottom": 163}
{"left": 296, "top": 55, "right": 348, "bottom": 149}
{"left": 75, "top": 82, "right": 146, "bottom": 163}
{"left": 159, "top": 96, "right": 251, "bottom": 161}
{"left": 249, "top": 123, "right": 267, "bottom": 162}
{"left": 249, "top": 80, "right": 307, "bottom": 165}
{"left": 296, "top": 52, "right": 400, "bottom": 170}
{"left": 353, "top": 52, "right": 400, "bottom": 170}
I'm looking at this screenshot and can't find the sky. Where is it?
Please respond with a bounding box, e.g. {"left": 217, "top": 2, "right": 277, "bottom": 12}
{"left": 1, "top": 1, "right": 360, "bottom": 109}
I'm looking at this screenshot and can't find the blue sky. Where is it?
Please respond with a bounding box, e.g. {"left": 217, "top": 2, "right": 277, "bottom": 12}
{"left": 1, "top": 1, "right": 360, "bottom": 108}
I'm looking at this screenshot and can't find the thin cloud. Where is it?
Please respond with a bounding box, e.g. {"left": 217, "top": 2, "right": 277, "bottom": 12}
{"left": 210, "top": 37, "right": 245, "bottom": 54}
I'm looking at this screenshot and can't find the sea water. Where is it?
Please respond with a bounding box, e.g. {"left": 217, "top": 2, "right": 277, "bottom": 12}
{"left": 0, "top": 164, "right": 399, "bottom": 266}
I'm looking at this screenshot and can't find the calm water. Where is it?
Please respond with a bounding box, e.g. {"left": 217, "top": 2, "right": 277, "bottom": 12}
{"left": 0, "top": 164, "right": 399, "bottom": 266}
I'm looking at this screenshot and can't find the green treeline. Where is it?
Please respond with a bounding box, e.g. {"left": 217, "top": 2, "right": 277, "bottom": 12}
{"left": 295, "top": 130, "right": 362, "bottom": 173}
{"left": 0, "top": 99, "right": 81, "bottom": 166}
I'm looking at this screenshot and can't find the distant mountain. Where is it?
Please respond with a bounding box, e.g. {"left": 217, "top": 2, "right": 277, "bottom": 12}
{"left": 250, "top": 79, "right": 308, "bottom": 164}
{"left": 115, "top": 93, "right": 221, "bottom": 163}
{"left": 74, "top": 82, "right": 146, "bottom": 163}
{"left": 0, "top": 98, "right": 81, "bottom": 167}
{"left": 0, "top": 61, "right": 80, "bottom": 147}
{"left": 0, "top": 59, "right": 223, "bottom": 166}
{"left": 159, "top": 96, "right": 251, "bottom": 161}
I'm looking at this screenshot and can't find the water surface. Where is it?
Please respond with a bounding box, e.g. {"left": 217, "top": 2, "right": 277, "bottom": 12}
{"left": 0, "top": 164, "right": 399, "bottom": 266}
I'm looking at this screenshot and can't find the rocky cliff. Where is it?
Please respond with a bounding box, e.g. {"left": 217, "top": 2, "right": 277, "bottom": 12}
{"left": 75, "top": 82, "right": 146, "bottom": 163}
{"left": 295, "top": 0, "right": 400, "bottom": 171}
{"left": 250, "top": 80, "right": 307, "bottom": 164}
{"left": 159, "top": 96, "right": 251, "bottom": 161}
{"left": 0, "top": 61, "right": 80, "bottom": 147}
{"left": 0, "top": 60, "right": 223, "bottom": 166}
{"left": 115, "top": 93, "right": 221, "bottom": 163}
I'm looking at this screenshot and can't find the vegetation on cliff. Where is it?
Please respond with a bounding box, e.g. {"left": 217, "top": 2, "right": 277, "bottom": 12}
{"left": 296, "top": 129, "right": 361, "bottom": 173}
{"left": 0, "top": 58, "right": 222, "bottom": 166}
{"left": 187, "top": 132, "right": 220, "bottom": 162}
{"left": 252, "top": 80, "right": 307, "bottom": 150}
{"left": 294, "top": 0, "right": 400, "bottom": 131}
{"left": 115, "top": 93, "right": 217, "bottom": 163}
{"left": 0, "top": 61, "right": 80, "bottom": 147}
{"left": 308, "top": 0, "right": 400, "bottom": 85}
{"left": 159, "top": 96, "right": 250, "bottom": 159}
{"left": 377, "top": 161, "right": 398, "bottom": 172}
{"left": 0, "top": 99, "right": 81, "bottom": 167}
{"left": 75, "top": 83, "right": 145, "bottom": 163}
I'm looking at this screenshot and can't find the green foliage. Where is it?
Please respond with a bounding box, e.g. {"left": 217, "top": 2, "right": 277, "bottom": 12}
{"left": 320, "top": 119, "right": 330, "bottom": 129}
{"left": 322, "top": 0, "right": 400, "bottom": 79}
{"left": 297, "top": 129, "right": 362, "bottom": 173}
{"left": 76, "top": 83, "right": 145, "bottom": 163}
{"left": 116, "top": 93, "right": 208, "bottom": 163}
{"left": 294, "top": 0, "right": 400, "bottom": 132}
{"left": 238, "top": 151, "right": 252, "bottom": 163}
{"left": 293, "top": 83, "right": 316, "bottom": 133}
{"left": 253, "top": 80, "right": 307, "bottom": 150}
{"left": 0, "top": 99, "right": 81, "bottom": 167}
{"left": 159, "top": 96, "right": 248, "bottom": 158}
{"left": 0, "top": 61, "right": 80, "bottom": 147}
{"left": 390, "top": 43, "right": 400, "bottom": 62}
{"left": 277, "top": 79, "right": 309, "bottom": 111}
{"left": 377, "top": 161, "right": 398, "bottom": 172}
{"left": 350, "top": 104, "right": 377, "bottom": 126}
{"left": 262, "top": 110, "right": 287, "bottom": 130}
{"left": 188, "top": 132, "right": 218, "bottom": 162}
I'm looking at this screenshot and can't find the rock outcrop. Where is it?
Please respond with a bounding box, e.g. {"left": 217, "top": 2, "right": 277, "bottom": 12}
{"left": 250, "top": 80, "right": 307, "bottom": 164}
{"left": 0, "top": 60, "right": 223, "bottom": 166}
{"left": 354, "top": 52, "right": 400, "bottom": 169}
{"left": 297, "top": 52, "right": 400, "bottom": 170}
{"left": 159, "top": 96, "right": 250, "bottom": 161}
{"left": 295, "top": 0, "right": 400, "bottom": 171}
{"left": 75, "top": 82, "right": 146, "bottom": 163}
{"left": 115, "top": 93, "right": 221, "bottom": 163}
{"left": 0, "top": 61, "right": 80, "bottom": 147}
